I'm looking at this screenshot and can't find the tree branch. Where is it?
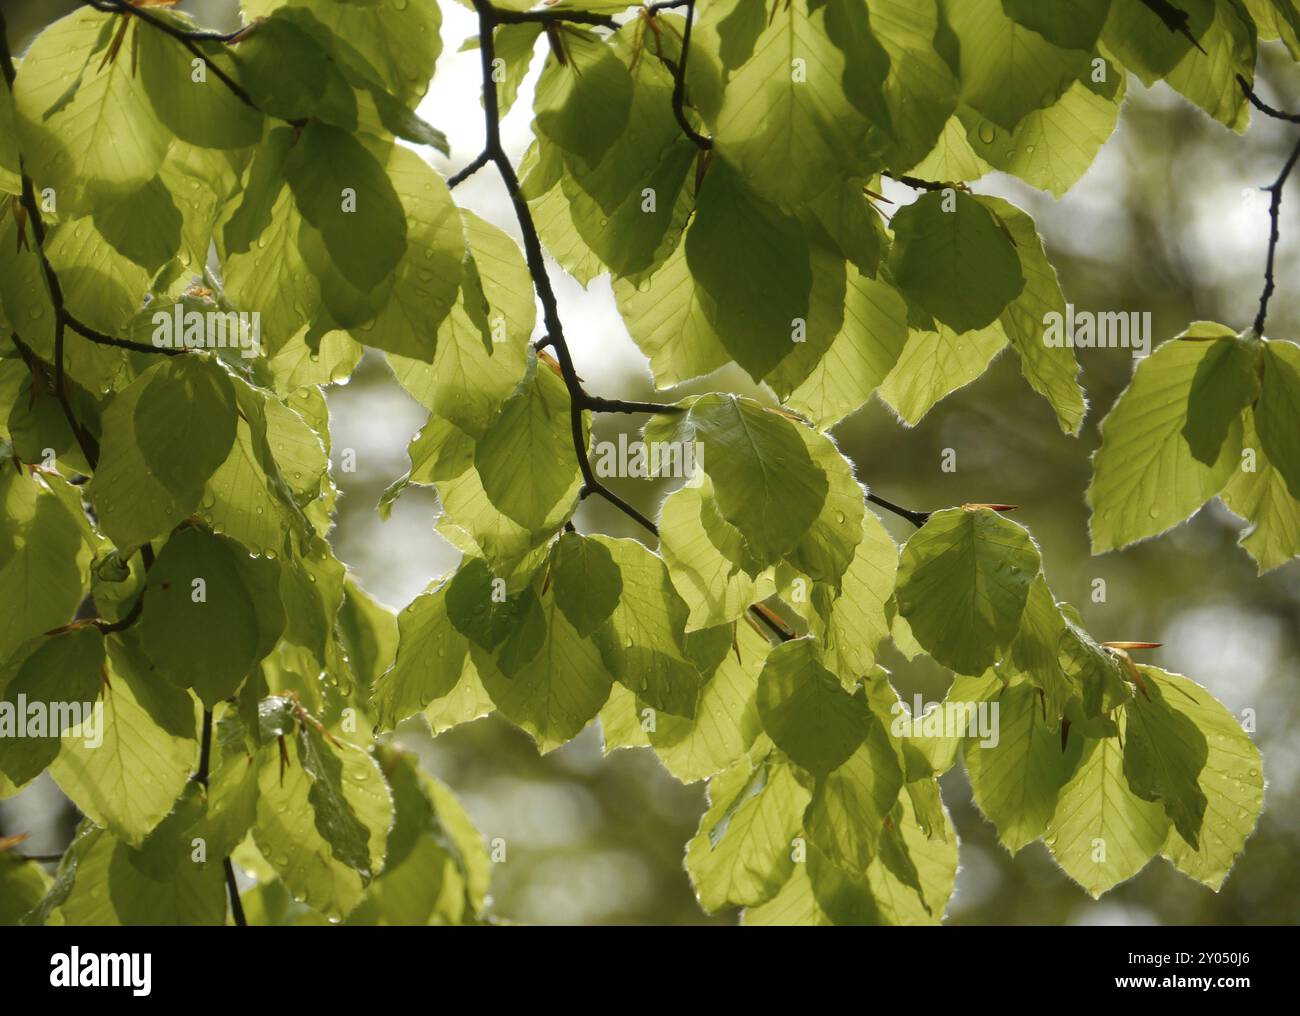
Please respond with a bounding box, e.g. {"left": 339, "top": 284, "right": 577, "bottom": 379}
{"left": 463, "top": 0, "right": 685, "bottom": 539}
{"left": 1236, "top": 77, "right": 1300, "bottom": 335}
{"left": 885, "top": 173, "right": 953, "bottom": 193}
{"left": 1238, "top": 74, "right": 1300, "bottom": 124}
{"left": 494, "top": 8, "right": 619, "bottom": 30}
{"left": 224, "top": 858, "right": 248, "bottom": 926}
{"left": 671, "top": 0, "right": 712, "bottom": 150}
{"left": 192, "top": 707, "right": 248, "bottom": 926}
{"left": 866, "top": 491, "right": 931, "bottom": 528}
{"left": 1252, "top": 134, "right": 1300, "bottom": 336}
{"left": 66, "top": 315, "right": 184, "bottom": 357}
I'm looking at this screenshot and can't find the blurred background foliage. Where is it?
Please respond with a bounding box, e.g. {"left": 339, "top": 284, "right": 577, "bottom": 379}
{"left": 2, "top": 0, "right": 1298, "bottom": 925}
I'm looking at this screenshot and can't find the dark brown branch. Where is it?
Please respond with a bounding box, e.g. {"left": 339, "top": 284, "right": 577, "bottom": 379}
{"left": 1238, "top": 75, "right": 1300, "bottom": 124}
{"left": 671, "top": 0, "right": 712, "bottom": 150}
{"left": 886, "top": 174, "right": 952, "bottom": 192}
{"left": 66, "top": 315, "right": 184, "bottom": 357}
{"left": 1236, "top": 77, "right": 1300, "bottom": 335}
{"left": 195, "top": 709, "right": 214, "bottom": 788}
{"left": 464, "top": 0, "right": 682, "bottom": 540}
{"left": 1252, "top": 135, "right": 1300, "bottom": 336}
{"left": 224, "top": 857, "right": 248, "bottom": 926}
{"left": 448, "top": 150, "right": 492, "bottom": 189}
{"left": 494, "top": 8, "right": 619, "bottom": 30}
{"left": 866, "top": 491, "right": 931, "bottom": 528}
{"left": 459, "top": 2, "right": 931, "bottom": 647}
{"left": 581, "top": 393, "right": 684, "bottom": 415}
{"left": 10, "top": 332, "right": 101, "bottom": 468}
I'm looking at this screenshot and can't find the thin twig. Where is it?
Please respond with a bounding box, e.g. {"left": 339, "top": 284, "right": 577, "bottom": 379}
{"left": 1252, "top": 135, "right": 1300, "bottom": 335}
{"left": 1238, "top": 74, "right": 1300, "bottom": 124}
{"left": 671, "top": 0, "right": 712, "bottom": 150}
{"left": 494, "top": 8, "right": 619, "bottom": 30}
{"left": 886, "top": 173, "right": 951, "bottom": 193}
{"left": 867, "top": 491, "right": 931, "bottom": 529}
{"left": 66, "top": 315, "right": 184, "bottom": 357}
{"left": 448, "top": 150, "right": 492, "bottom": 189}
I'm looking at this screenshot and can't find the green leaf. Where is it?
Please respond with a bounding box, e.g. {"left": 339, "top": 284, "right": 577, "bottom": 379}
{"left": 1147, "top": 668, "right": 1264, "bottom": 890}
{"left": 243, "top": 0, "right": 442, "bottom": 108}
{"left": 756, "top": 639, "right": 872, "bottom": 776}
{"left": 446, "top": 556, "right": 542, "bottom": 660}
{"left": 389, "top": 212, "right": 532, "bottom": 437}
{"left": 687, "top": 755, "right": 810, "bottom": 912}
{"left": 1181, "top": 332, "right": 1260, "bottom": 466}
{"left": 1002, "top": 0, "right": 1112, "bottom": 50}
{"left": 946, "top": 0, "right": 1090, "bottom": 133}
{"left": 0, "top": 470, "right": 91, "bottom": 660}
{"left": 888, "top": 190, "right": 1025, "bottom": 334}
{"left": 253, "top": 725, "right": 393, "bottom": 920}
{"left": 52, "top": 826, "right": 225, "bottom": 926}
{"left": 473, "top": 362, "right": 581, "bottom": 531}
{"left": 685, "top": 159, "right": 827, "bottom": 380}
{"left": 372, "top": 577, "right": 469, "bottom": 728}
{"left": 612, "top": 237, "right": 730, "bottom": 389}
{"left": 0, "top": 628, "right": 104, "bottom": 787}
{"left": 983, "top": 196, "right": 1087, "bottom": 434}
{"left": 785, "top": 267, "right": 910, "bottom": 429}
{"left": 533, "top": 28, "right": 633, "bottom": 171}
{"left": 1088, "top": 325, "right": 1243, "bottom": 554}
{"left": 138, "top": 13, "right": 264, "bottom": 149}
{"left": 551, "top": 532, "right": 623, "bottom": 638}
{"left": 646, "top": 621, "right": 771, "bottom": 784}
{"left": 473, "top": 594, "right": 613, "bottom": 753}
{"left": 866, "top": 782, "right": 958, "bottom": 924}
{"left": 895, "top": 508, "right": 1041, "bottom": 675}
{"left": 0, "top": 850, "right": 51, "bottom": 925}
{"left": 1123, "top": 673, "right": 1209, "bottom": 850}
{"left": 139, "top": 527, "right": 286, "bottom": 707}
{"left": 804, "top": 716, "right": 904, "bottom": 870}
{"left": 877, "top": 316, "right": 1009, "bottom": 425}
{"left": 649, "top": 394, "right": 829, "bottom": 568}
{"left": 345, "top": 144, "right": 463, "bottom": 360}
{"left": 1255, "top": 338, "right": 1300, "bottom": 499}
{"left": 960, "top": 75, "right": 1124, "bottom": 198}
{"left": 712, "top": 0, "right": 880, "bottom": 207}
{"left": 658, "top": 478, "right": 774, "bottom": 630}
{"left": 13, "top": 8, "right": 170, "bottom": 209}
{"left": 284, "top": 122, "right": 407, "bottom": 292}
{"left": 821, "top": 511, "right": 898, "bottom": 681}
{"left": 133, "top": 355, "right": 238, "bottom": 501}
{"left": 1221, "top": 409, "right": 1300, "bottom": 572}
{"left": 1045, "top": 721, "right": 1171, "bottom": 898}
{"left": 50, "top": 635, "right": 198, "bottom": 848}
{"left": 846, "top": 0, "right": 958, "bottom": 172}
{"left": 964, "top": 680, "right": 1084, "bottom": 854}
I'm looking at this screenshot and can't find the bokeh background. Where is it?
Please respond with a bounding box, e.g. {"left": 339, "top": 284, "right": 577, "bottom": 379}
{"left": 2, "top": 0, "right": 1298, "bottom": 925}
